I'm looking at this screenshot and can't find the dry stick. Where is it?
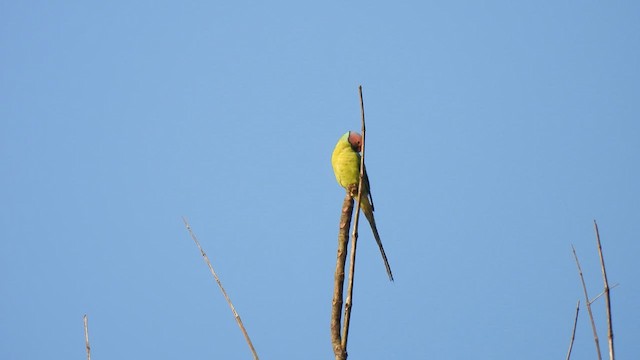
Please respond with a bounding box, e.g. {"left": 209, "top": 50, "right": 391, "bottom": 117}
{"left": 572, "top": 244, "right": 602, "bottom": 360}
{"left": 592, "top": 283, "right": 619, "bottom": 303}
{"left": 594, "top": 220, "right": 615, "bottom": 360}
{"left": 565, "top": 300, "right": 580, "bottom": 360}
{"left": 331, "top": 194, "right": 354, "bottom": 360}
{"left": 341, "top": 85, "right": 367, "bottom": 352}
{"left": 83, "top": 314, "right": 91, "bottom": 360}
{"left": 182, "top": 217, "right": 259, "bottom": 360}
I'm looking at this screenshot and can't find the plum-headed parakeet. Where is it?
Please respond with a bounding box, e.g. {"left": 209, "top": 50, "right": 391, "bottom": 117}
{"left": 331, "top": 131, "right": 393, "bottom": 281}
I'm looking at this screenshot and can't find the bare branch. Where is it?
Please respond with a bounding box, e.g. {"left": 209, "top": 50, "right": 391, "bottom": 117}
{"left": 182, "top": 217, "right": 259, "bottom": 360}
{"left": 571, "top": 244, "right": 602, "bottom": 360}
{"left": 594, "top": 220, "right": 615, "bottom": 360}
{"left": 83, "top": 314, "right": 91, "bottom": 360}
{"left": 341, "top": 86, "right": 367, "bottom": 353}
{"left": 331, "top": 193, "right": 353, "bottom": 360}
{"left": 565, "top": 300, "right": 580, "bottom": 360}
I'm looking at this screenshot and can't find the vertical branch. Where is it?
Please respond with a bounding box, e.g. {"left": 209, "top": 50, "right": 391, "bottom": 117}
{"left": 594, "top": 220, "right": 614, "bottom": 360}
{"left": 83, "top": 314, "right": 91, "bottom": 360}
{"left": 341, "top": 85, "right": 367, "bottom": 351}
{"left": 565, "top": 300, "right": 580, "bottom": 360}
{"left": 331, "top": 194, "right": 353, "bottom": 360}
{"left": 571, "top": 244, "right": 602, "bottom": 360}
{"left": 182, "top": 217, "right": 260, "bottom": 360}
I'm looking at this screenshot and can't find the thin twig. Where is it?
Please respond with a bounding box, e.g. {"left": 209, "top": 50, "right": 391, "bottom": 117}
{"left": 591, "top": 283, "right": 619, "bottom": 304}
{"left": 331, "top": 194, "right": 353, "bottom": 360}
{"left": 565, "top": 300, "right": 580, "bottom": 360}
{"left": 572, "top": 244, "right": 602, "bottom": 360}
{"left": 594, "top": 220, "right": 615, "bottom": 360}
{"left": 83, "top": 314, "right": 91, "bottom": 360}
{"left": 341, "top": 85, "right": 367, "bottom": 352}
{"left": 182, "top": 217, "right": 259, "bottom": 360}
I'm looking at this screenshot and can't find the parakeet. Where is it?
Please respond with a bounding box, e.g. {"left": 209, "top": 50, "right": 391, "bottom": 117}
{"left": 331, "top": 131, "right": 394, "bottom": 281}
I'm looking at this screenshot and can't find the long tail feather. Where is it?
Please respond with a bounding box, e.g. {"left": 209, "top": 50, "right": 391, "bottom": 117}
{"left": 361, "top": 203, "right": 394, "bottom": 281}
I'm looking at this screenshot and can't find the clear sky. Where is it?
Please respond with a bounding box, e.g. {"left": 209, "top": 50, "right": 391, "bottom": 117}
{"left": 1, "top": 2, "right": 639, "bottom": 359}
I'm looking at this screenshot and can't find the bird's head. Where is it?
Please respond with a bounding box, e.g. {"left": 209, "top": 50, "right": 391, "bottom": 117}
{"left": 347, "top": 131, "right": 363, "bottom": 152}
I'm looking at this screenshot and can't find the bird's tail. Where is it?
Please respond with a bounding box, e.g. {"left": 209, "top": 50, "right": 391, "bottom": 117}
{"left": 360, "top": 199, "right": 394, "bottom": 281}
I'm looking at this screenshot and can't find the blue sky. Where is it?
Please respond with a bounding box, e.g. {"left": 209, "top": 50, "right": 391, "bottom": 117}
{"left": 2, "top": 2, "right": 639, "bottom": 359}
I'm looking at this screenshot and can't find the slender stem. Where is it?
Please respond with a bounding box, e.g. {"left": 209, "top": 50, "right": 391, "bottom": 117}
{"left": 182, "top": 217, "right": 259, "bottom": 360}
{"left": 565, "top": 300, "right": 580, "bottom": 360}
{"left": 331, "top": 194, "right": 353, "bottom": 360}
{"left": 83, "top": 314, "right": 91, "bottom": 360}
{"left": 591, "top": 283, "right": 619, "bottom": 304}
{"left": 594, "top": 220, "right": 615, "bottom": 360}
{"left": 341, "top": 86, "right": 367, "bottom": 352}
{"left": 571, "top": 244, "right": 602, "bottom": 360}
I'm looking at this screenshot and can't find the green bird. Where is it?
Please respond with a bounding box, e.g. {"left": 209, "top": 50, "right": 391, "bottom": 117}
{"left": 331, "top": 131, "right": 394, "bottom": 281}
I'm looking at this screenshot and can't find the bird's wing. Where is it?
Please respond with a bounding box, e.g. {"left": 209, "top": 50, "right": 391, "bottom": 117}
{"left": 363, "top": 164, "right": 374, "bottom": 212}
